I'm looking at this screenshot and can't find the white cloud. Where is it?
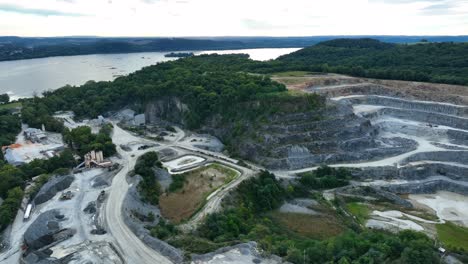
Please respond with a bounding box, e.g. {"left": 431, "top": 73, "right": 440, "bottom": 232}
{"left": 0, "top": 0, "right": 466, "bottom": 36}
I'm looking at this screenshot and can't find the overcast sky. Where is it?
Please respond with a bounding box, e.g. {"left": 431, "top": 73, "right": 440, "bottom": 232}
{"left": 0, "top": 0, "right": 467, "bottom": 37}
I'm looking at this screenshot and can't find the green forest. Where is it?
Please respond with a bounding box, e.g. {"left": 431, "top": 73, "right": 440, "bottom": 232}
{"left": 271, "top": 38, "right": 468, "bottom": 85}
{"left": 26, "top": 54, "right": 317, "bottom": 129}
{"left": 134, "top": 151, "right": 163, "bottom": 205}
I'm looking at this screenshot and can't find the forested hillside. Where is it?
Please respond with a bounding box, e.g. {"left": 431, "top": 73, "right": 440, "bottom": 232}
{"left": 33, "top": 54, "right": 322, "bottom": 129}
{"left": 273, "top": 38, "right": 468, "bottom": 85}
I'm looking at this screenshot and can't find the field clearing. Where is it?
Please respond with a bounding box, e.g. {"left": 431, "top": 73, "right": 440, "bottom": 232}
{"left": 346, "top": 202, "right": 370, "bottom": 224}
{"left": 436, "top": 222, "right": 468, "bottom": 252}
{"left": 271, "top": 71, "right": 314, "bottom": 77}
{"left": 159, "top": 163, "right": 238, "bottom": 223}
{"left": 272, "top": 212, "right": 344, "bottom": 239}
{"left": 0, "top": 101, "right": 21, "bottom": 110}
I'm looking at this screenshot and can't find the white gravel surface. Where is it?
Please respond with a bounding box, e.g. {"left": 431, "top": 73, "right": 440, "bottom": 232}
{"left": 409, "top": 191, "right": 468, "bottom": 227}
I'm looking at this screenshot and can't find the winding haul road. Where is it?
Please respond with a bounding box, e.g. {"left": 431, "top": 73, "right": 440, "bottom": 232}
{"left": 105, "top": 125, "right": 259, "bottom": 263}
{"left": 106, "top": 125, "right": 173, "bottom": 264}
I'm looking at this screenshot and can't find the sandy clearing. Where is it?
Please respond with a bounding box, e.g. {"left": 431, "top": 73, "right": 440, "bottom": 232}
{"left": 409, "top": 191, "right": 468, "bottom": 227}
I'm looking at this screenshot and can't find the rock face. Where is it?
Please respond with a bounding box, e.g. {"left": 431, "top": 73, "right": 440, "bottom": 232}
{"left": 145, "top": 97, "right": 188, "bottom": 125}
{"left": 352, "top": 163, "right": 468, "bottom": 182}
{"left": 384, "top": 180, "right": 468, "bottom": 196}
{"left": 346, "top": 95, "right": 468, "bottom": 117}
{"left": 34, "top": 175, "right": 75, "bottom": 205}
{"left": 227, "top": 100, "right": 416, "bottom": 170}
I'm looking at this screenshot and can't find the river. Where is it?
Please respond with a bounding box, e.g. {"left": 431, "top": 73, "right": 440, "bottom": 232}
{"left": 0, "top": 48, "right": 300, "bottom": 99}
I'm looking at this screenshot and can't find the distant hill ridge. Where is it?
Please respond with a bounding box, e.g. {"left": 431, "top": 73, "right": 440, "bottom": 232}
{"left": 276, "top": 38, "right": 468, "bottom": 85}
{"left": 1, "top": 35, "right": 468, "bottom": 62}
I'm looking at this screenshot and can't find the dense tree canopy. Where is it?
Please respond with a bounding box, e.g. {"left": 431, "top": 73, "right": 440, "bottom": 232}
{"left": 0, "top": 110, "right": 21, "bottom": 146}
{"left": 135, "top": 151, "right": 162, "bottom": 205}
{"left": 299, "top": 166, "right": 351, "bottom": 189}
{"left": 274, "top": 38, "right": 468, "bottom": 85}
{"left": 0, "top": 93, "right": 9, "bottom": 104}
{"left": 28, "top": 54, "right": 287, "bottom": 129}
{"left": 63, "top": 124, "right": 116, "bottom": 157}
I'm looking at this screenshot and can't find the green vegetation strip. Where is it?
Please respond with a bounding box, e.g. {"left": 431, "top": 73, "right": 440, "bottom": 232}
{"left": 0, "top": 102, "right": 21, "bottom": 110}
{"left": 346, "top": 202, "right": 370, "bottom": 224}
{"left": 436, "top": 222, "right": 468, "bottom": 252}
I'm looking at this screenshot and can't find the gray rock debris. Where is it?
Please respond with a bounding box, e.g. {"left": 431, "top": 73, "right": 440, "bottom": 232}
{"left": 191, "top": 242, "right": 287, "bottom": 264}
{"left": 83, "top": 201, "right": 97, "bottom": 214}
{"left": 122, "top": 176, "right": 184, "bottom": 263}
{"left": 155, "top": 167, "right": 173, "bottom": 191}
{"left": 24, "top": 209, "right": 72, "bottom": 250}
{"left": 34, "top": 175, "right": 75, "bottom": 205}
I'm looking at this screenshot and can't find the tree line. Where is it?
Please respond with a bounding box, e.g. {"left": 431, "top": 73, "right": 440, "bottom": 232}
{"left": 267, "top": 38, "right": 468, "bottom": 85}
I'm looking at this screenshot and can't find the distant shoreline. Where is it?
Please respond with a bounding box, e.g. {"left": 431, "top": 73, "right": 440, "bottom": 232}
{"left": 1, "top": 35, "right": 467, "bottom": 62}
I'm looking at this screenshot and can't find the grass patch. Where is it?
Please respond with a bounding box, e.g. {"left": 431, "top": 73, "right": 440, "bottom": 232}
{"left": 272, "top": 212, "right": 344, "bottom": 240}
{"left": 346, "top": 202, "right": 370, "bottom": 224}
{"left": 271, "top": 71, "right": 312, "bottom": 77}
{"left": 0, "top": 102, "right": 21, "bottom": 110}
{"left": 168, "top": 174, "right": 186, "bottom": 192}
{"left": 436, "top": 222, "right": 468, "bottom": 252}
{"left": 159, "top": 164, "right": 238, "bottom": 223}
{"left": 209, "top": 163, "right": 238, "bottom": 183}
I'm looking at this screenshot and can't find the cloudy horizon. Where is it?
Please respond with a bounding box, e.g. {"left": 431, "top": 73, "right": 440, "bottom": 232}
{"left": 0, "top": 0, "right": 467, "bottom": 37}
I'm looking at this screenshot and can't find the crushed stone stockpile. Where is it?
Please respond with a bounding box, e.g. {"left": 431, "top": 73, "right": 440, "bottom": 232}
{"left": 34, "top": 174, "right": 75, "bottom": 205}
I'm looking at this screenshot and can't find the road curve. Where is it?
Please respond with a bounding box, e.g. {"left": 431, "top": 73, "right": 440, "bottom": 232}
{"left": 105, "top": 125, "right": 173, "bottom": 264}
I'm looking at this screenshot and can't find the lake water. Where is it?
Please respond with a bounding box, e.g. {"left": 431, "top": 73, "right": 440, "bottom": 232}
{"left": 0, "top": 48, "right": 300, "bottom": 99}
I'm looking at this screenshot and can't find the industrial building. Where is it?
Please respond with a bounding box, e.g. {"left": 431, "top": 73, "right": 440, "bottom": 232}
{"left": 24, "top": 128, "right": 47, "bottom": 143}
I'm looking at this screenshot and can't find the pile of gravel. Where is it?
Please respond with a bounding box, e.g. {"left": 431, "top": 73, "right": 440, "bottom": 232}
{"left": 34, "top": 175, "right": 75, "bottom": 205}
{"left": 24, "top": 210, "right": 64, "bottom": 250}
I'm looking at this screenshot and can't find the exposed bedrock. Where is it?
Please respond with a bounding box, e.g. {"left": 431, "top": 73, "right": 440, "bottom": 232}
{"left": 261, "top": 136, "right": 417, "bottom": 170}
{"left": 145, "top": 97, "right": 188, "bottom": 125}
{"left": 238, "top": 101, "right": 419, "bottom": 170}
{"left": 401, "top": 151, "right": 468, "bottom": 165}
{"left": 33, "top": 174, "right": 75, "bottom": 205}
{"left": 352, "top": 163, "right": 468, "bottom": 182}
{"left": 346, "top": 95, "right": 468, "bottom": 117}
{"left": 447, "top": 129, "right": 468, "bottom": 145}
{"left": 311, "top": 82, "right": 468, "bottom": 106}
{"left": 369, "top": 108, "right": 468, "bottom": 130}
{"left": 384, "top": 179, "right": 468, "bottom": 196}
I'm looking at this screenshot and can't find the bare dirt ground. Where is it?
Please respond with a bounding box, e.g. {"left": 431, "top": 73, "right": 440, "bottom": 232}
{"left": 272, "top": 73, "right": 468, "bottom": 105}
{"left": 159, "top": 164, "right": 236, "bottom": 223}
